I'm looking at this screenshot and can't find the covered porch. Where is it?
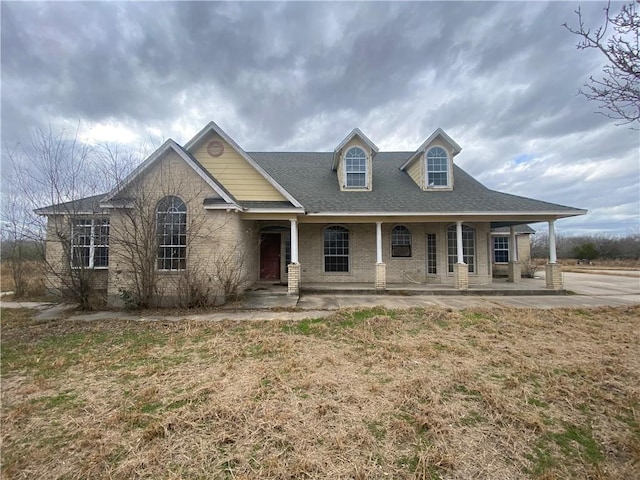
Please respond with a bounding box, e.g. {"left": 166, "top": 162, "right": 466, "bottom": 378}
{"left": 252, "top": 216, "right": 565, "bottom": 295}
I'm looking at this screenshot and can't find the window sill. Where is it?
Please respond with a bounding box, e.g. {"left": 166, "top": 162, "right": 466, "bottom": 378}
{"left": 70, "top": 266, "right": 109, "bottom": 270}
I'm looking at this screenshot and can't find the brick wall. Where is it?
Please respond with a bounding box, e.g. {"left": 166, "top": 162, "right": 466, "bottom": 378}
{"left": 106, "top": 150, "right": 257, "bottom": 307}
{"left": 297, "top": 221, "right": 491, "bottom": 285}
{"left": 43, "top": 215, "right": 109, "bottom": 300}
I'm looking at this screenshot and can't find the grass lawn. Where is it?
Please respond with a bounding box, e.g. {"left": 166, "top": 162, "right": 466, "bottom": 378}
{"left": 1, "top": 305, "right": 639, "bottom": 479}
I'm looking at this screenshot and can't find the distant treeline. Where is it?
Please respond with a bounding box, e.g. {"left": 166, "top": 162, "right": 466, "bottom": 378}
{"left": 1, "top": 240, "right": 44, "bottom": 262}
{"left": 531, "top": 232, "right": 640, "bottom": 260}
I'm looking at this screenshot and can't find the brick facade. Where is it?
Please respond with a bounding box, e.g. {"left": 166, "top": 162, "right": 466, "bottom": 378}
{"left": 453, "top": 262, "right": 469, "bottom": 290}
{"left": 375, "top": 263, "right": 386, "bottom": 291}
{"left": 295, "top": 221, "right": 491, "bottom": 286}
{"left": 545, "top": 263, "right": 563, "bottom": 290}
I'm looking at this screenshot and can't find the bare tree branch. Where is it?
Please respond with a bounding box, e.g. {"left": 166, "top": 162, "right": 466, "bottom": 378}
{"left": 563, "top": 1, "right": 640, "bottom": 126}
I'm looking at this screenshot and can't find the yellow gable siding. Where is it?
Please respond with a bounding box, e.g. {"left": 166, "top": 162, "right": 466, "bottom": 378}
{"left": 407, "top": 156, "right": 423, "bottom": 189}
{"left": 192, "top": 134, "right": 286, "bottom": 201}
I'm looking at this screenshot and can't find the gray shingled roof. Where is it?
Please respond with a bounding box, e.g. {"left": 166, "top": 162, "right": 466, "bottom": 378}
{"left": 34, "top": 194, "right": 108, "bottom": 215}
{"left": 492, "top": 225, "right": 536, "bottom": 234}
{"left": 249, "top": 152, "right": 586, "bottom": 217}
{"left": 36, "top": 151, "right": 586, "bottom": 220}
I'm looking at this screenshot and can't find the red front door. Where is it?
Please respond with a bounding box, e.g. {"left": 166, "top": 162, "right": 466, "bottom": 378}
{"left": 260, "top": 233, "right": 281, "bottom": 280}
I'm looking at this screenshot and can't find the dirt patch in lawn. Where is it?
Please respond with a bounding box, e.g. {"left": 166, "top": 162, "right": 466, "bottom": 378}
{"left": 2, "top": 305, "right": 639, "bottom": 479}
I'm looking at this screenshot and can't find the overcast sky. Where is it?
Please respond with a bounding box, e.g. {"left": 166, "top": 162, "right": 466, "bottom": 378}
{"left": 2, "top": 1, "right": 638, "bottom": 236}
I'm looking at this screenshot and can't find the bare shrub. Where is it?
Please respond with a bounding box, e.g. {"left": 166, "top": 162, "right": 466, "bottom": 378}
{"left": 210, "top": 244, "right": 250, "bottom": 303}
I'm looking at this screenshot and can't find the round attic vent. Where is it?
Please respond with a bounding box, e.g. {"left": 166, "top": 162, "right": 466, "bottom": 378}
{"left": 207, "top": 140, "right": 224, "bottom": 157}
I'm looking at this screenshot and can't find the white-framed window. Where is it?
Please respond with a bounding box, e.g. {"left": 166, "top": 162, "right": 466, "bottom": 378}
{"left": 426, "top": 146, "right": 449, "bottom": 187}
{"left": 324, "top": 225, "right": 349, "bottom": 272}
{"left": 447, "top": 225, "right": 476, "bottom": 273}
{"left": 426, "top": 233, "right": 437, "bottom": 274}
{"left": 493, "top": 237, "right": 510, "bottom": 263}
{"left": 157, "top": 196, "right": 187, "bottom": 271}
{"left": 344, "top": 147, "right": 367, "bottom": 188}
{"left": 71, "top": 218, "right": 109, "bottom": 268}
{"left": 391, "top": 225, "right": 412, "bottom": 257}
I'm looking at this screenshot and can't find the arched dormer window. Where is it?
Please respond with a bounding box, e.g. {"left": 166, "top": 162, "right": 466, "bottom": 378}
{"left": 344, "top": 147, "right": 367, "bottom": 188}
{"left": 157, "top": 196, "right": 187, "bottom": 271}
{"left": 391, "top": 225, "right": 412, "bottom": 257}
{"left": 426, "top": 147, "right": 449, "bottom": 187}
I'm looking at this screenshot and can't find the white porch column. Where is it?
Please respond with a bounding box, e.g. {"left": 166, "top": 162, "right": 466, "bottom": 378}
{"left": 508, "top": 225, "right": 521, "bottom": 283}
{"left": 374, "top": 221, "right": 386, "bottom": 291}
{"left": 290, "top": 218, "right": 299, "bottom": 264}
{"left": 545, "top": 219, "right": 563, "bottom": 290}
{"left": 548, "top": 219, "right": 557, "bottom": 264}
{"left": 376, "top": 221, "right": 383, "bottom": 264}
{"left": 509, "top": 226, "right": 518, "bottom": 262}
{"left": 287, "top": 218, "right": 300, "bottom": 295}
{"left": 454, "top": 221, "right": 468, "bottom": 290}
{"left": 456, "top": 220, "right": 464, "bottom": 263}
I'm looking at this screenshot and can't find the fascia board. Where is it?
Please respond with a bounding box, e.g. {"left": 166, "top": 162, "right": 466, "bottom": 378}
{"left": 241, "top": 208, "right": 306, "bottom": 214}
{"left": 203, "top": 204, "right": 244, "bottom": 211}
{"left": 184, "top": 121, "right": 304, "bottom": 209}
{"left": 305, "top": 210, "right": 587, "bottom": 218}
{"left": 34, "top": 209, "right": 104, "bottom": 216}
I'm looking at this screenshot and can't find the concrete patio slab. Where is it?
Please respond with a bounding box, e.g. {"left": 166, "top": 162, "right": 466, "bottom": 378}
{"left": 1, "top": 270, "right": 637, "bottom": 322}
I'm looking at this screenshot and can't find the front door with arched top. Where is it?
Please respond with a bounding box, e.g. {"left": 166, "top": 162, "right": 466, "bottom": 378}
{"left": 260, "top": 233, "right": 281, "bottom": 280}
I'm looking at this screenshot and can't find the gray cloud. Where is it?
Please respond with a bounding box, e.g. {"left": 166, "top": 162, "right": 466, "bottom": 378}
{"left": 1, "top": 1, "right": 637, "bottom": 234}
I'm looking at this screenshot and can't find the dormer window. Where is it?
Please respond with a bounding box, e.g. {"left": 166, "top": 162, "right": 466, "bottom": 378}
{"left": 426, "top": 147, "right": 449, "bottom": 187}
{"left": 345, "top": 147, "right": 367, "bottom": 188}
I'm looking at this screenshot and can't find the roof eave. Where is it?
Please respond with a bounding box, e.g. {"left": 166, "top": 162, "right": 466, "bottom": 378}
{"left": 304, "top": 210, "right": 587, "bottom": 218}
{"left": 242, "top": 208, "right": 306, "bottom": 214}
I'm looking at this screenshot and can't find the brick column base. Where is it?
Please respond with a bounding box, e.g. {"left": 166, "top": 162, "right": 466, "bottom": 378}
{"left": 287, "top": 263, "right": 300, "bottom": 295}
{"left": 454, "top": 263, "right": 469, "bottom": 290}
{"left": 375, "top": 263, "right": 386, "bottom": 292}
{"left": 507, "top": 262, "right": 521, "bottom": 283}
{"left": 545, "top": 263, "right": 563, "bottom": 290}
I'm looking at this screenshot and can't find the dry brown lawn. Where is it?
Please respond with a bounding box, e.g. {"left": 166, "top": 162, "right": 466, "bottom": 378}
{"left": 1, "top": 305, "right": 639, "bottom": 479}
{"left": 0, "top": 261, "right": 47, "bottom": 297}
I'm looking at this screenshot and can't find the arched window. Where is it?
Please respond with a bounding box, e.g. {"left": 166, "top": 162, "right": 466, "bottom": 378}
{"left": 157, "top": 196, "right": 186, "bottom": 271}
{"left": 447, "top": 224, "right": 475, "bottom": 273}
{"left": 426, "top": 147, "right": 449, "bottom": 187}
{"left": 391, "top": 225, "right": 411, "bottom": 257}
{"left": 344, "top": 147, "right": 367, "bottom": 188}
{"left": 324, "top": 226, "right": 349, "bottom": 272}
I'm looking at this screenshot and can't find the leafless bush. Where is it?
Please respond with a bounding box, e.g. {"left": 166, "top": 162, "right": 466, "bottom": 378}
{"left": 520, "top": 258, "right": 541, "bottom": 278}
{"left": 210, "top": 244, "right": 250, "bottom": 303}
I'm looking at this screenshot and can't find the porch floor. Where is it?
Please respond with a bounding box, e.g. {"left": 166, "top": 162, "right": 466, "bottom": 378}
{"left": 246, "top": 276, "right": 563, "bottom": 298}
{"left": 302, "top": 277, "right": 564, "bottom": 296}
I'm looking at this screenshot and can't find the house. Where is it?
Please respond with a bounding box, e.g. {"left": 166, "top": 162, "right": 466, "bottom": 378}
{"left": 36, "top": 121, "right": 586, "bottom": 307}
